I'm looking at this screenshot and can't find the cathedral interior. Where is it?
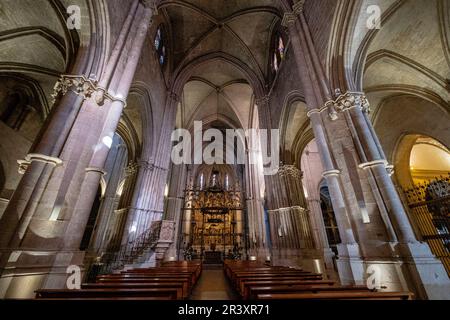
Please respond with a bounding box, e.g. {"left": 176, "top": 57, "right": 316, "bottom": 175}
{"left": 0, "top": 0, "right": 449, "bottom": 301}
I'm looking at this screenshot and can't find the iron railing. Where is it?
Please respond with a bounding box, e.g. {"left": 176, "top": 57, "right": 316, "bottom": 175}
{"left": 403, "top": 175, "right": 450, "bottom": 276}
{"left": 87, "top": 221, "right": 162, "bottom": 278}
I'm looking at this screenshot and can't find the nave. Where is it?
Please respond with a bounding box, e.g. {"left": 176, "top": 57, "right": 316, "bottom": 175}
{"left": 34, "top": 260, "right": 413, "bottom": 301}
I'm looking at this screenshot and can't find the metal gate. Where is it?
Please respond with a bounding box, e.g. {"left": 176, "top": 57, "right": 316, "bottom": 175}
{"left": 403, "top": 176, "right": 450, "bottom": 276}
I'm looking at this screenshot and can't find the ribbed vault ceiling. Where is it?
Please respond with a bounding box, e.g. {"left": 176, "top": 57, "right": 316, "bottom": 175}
{"left": 161, "top": 0, "right": 282, "bottom": 130}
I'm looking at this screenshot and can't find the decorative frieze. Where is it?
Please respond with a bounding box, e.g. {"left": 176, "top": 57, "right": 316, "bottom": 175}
{"left": 51, "top": 75, "right": 127, "bottom": 107}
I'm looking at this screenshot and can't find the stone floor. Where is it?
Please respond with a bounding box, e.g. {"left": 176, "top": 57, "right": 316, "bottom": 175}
{"left": 190, "top": 267, "right": 238, "bottom": 300}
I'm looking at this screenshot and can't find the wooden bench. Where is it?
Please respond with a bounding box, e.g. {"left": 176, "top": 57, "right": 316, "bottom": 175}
{"left": 97, "top": 276, "right": 191, "bottom": 294}
{"left": 99, "top": 273, "right": 195, "bottom": 287}
{"left": 123, "top": 269, "right": 200, "bottom": 283}
{"left": 35, "top": 287, "right": 182, "bottom": 300}
{"left": 240, "top": 280, "right": 336, "bottom": 299}
{"left": 35, "top": 261, "right": 202, "bottom": 301}
{"left": 36, "top": 297, "right": 173, "bottom": 301}
{"left": 236, "top": 276, "right": 324, "bottom": 295}
{"left": 246, "top": 285, "right": 372, "bottom": 300}
{"left": 257, "top": 291, "right": 414, "bottom": 300}
{"left": 82, "top": 282, "right": 188, "bottom": 299}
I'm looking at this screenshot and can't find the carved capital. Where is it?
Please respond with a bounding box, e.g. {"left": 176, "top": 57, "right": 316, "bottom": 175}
{"left": 167, "top": 91, "right": 180, "bottom": 103}
{"left": 292, "top": 0, "right": 306, "bottom": 15}
{"left": 51, "top": 75, "right": 127, "bottom": 107}
{"left": 255, "top": 95, "right": 270, "bottom": 106}
{"left": 281, "top": 12, "right": 297, "bottom": 27}
{"left": 308, "top": 91, "right": 371, "bottom": 121}
{"left": 17, "top": 160, "right": 31, "bottom": 174}
{"left": 138, "top": 160, "right": 154, "bottom": 171}
{"left": 125, "top": 162, "right": 139, "bottom": 176}
{"left": 141, "top": 0, "right": 158, "bottom": 11}
{"left": 278, "top": 165, "right": 303, "bottom": 179}
{"left": 281, "top": 0, "right": 305, "bottom": 27}
{"left": 17, "top": 153, "right": 63, "bottom": 174}
{"left": 333, "top": 91, "right": 371, "bottom": 116}
{"left": 51, "top": 75, "right": 97, "bottom": 103}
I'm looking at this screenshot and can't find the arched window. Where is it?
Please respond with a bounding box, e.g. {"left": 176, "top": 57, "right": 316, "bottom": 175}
{"left": 154, "top": 25, "right": 167, "bottom": 67}
{"left": 270, "top": 30, "right": 286, "bottom": 78}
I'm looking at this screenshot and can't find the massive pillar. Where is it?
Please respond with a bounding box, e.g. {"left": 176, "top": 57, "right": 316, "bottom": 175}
{"left": 244, "top": 120, "right": 270, "bottom": 261}
{"left": 0, "top": 0, "right": 156, "bottom": 298}
{"left": 255, "top": 96, "right": 316, "bottom": 269}
{"left": 282, "top": 0, "right": 450, "bottom": 298}
{"left": 164, "top": 163, "right": 188, "bottom": 260}
{"left": 121, "top": 92, "right": 179, "bottom": 249}
{"left": 88, "top": 141, "right": 128, "bottom": 256}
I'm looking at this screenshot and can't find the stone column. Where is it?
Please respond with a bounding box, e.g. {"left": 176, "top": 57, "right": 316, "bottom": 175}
{"left": 59, "top": 0, "right": 154, "bottom": 253}
{"left": 328, "top": 91, "right": 450, "bottom": 299}
{"left": 244, "top": 125, "right": 269, "bottom": 260}
{"left": 120, "top": 91, "right": 179, "bottom": 253}
{"left": 0, "top": 1, "right": 147, "bottom": 298}
{"left": 164, "top": 163, "right": 188, "bottom": 260}
{"left": 281, "top": 1, "right": 363, "bottom": 284}
{"left": 89, "top": 142, "right": 128, "bottom": 254}
{"left": 282, "top": 0, "right": 450, "bottom": 297}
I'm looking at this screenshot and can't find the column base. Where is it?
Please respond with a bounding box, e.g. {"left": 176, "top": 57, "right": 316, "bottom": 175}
{"left": 0, "top": 249, "right": 86, "bottom": 299}
{"left": 335, "top": 243, "right": 365, "bottom": 285}
{"left": 396, "top": 242, "right": 450, "bottom": 300}
{"left": 270, "top": 248, "right": 330, "bottom": 276}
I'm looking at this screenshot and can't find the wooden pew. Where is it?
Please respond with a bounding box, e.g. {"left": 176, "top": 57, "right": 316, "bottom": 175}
{"left": 36, "top": 297, "right": 173, "bottom": 301}
{"left": 230, "top": 270, "right": 313, "bottom": 283}
{"left": 82, "top": 282, "right": 188, "bottom": 299}
{"left": 236, "top": 275, "right": 324, "bottom": 295}
{"left": 241, "top": 280, "right": 336, "bottom": 300}
{"left": 246, "top": 285, "right": 372, "bottom": 300}
{"left": 36, "top": 261, "right": 200, "bottom": 301}
{"left": 224, "top": 260, "right": 414, "bottom": 301}
{"left": 257, "top": 291, "right": 414, "bottom": 300}
{"left": 35, "top": 287, "right": 182, "bottom": 300}
{"left": 97, "top": 276, "right": 191, "bottom": 294}
{"left": 123, "top": 268, "right": 200, "bottom": 283}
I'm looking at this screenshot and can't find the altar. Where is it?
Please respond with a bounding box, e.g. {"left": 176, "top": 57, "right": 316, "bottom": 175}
{"left": 203, "top": 251, "right": 222, "bottom": 264}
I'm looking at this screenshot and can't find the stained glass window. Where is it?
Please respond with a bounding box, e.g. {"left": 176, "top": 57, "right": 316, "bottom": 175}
{"left": 271, "top": 32, "right": 285, "bottom": 75}
{"left": 278, "top": 37, "right": 285, "bottom": 59}
{"left": 154, "top": 29, "right": 161, "bottom": 50}
{"left": 154, "top": 26, "right": 167, "bottom": 67}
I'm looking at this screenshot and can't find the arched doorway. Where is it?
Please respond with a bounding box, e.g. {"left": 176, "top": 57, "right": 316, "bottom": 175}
{"left": 396, "top": 135, "right": 450, "bottom": 275}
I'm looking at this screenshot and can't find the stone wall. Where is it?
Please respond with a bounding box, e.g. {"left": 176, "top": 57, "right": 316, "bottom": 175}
{"left": 0, "top": 123, "right": 32, "bottom": 219}
{"left": 304, "top": 0, "right": 337, "bottom": 67}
